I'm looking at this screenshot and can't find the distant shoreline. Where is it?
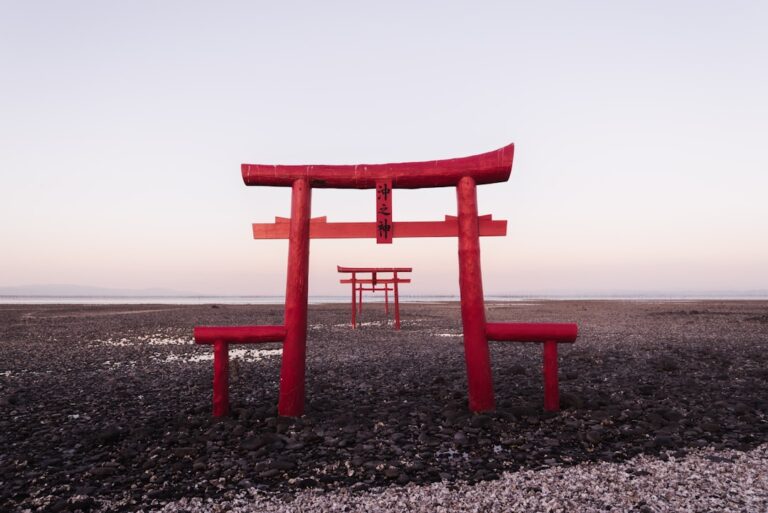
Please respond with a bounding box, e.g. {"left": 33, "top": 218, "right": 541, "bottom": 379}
{"left": 2, "top": 294, "right": 768, "bottom": 305}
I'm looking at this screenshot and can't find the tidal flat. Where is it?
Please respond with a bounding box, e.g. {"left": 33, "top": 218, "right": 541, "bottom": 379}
{"left": 1, "top": 301, "right": 767, "bottom": 511}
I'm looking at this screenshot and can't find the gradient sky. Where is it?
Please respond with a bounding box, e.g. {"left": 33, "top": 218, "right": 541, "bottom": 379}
{"left": 1, "top": 1, "right": 767, "bottom": 296}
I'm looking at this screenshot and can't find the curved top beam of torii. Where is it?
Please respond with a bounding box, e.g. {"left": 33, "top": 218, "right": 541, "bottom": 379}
{"left": 241, "top": 143, "right": 514, "bottom": 189}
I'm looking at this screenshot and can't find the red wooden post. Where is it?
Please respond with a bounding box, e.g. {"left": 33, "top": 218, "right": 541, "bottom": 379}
{"left": 543, "top": 340, "right": 559, "bottom": 411}
{"left": 393, "top": 273, "right": 401, "bottom": 330}
{"left": 358, "top": 283, "right": 363, "bottom": 314}
{"left": 279, "top": 178, "right": 311, "bottom": 417}
{"left": 212, "top": 340, "right": 229, "bottom": 417}
{"left": 350, "top": 274, "right": 357, "bottom": 329}
{"left": 384, "top": 287, "right": 389, "bottom": 316}
{"left": 457, "top": 176, "right": 495, "bottom": 413}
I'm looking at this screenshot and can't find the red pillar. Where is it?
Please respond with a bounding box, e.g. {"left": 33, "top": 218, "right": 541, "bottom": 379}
{"left": 456, "top": 176, "right": 495, "bottom": 412}
{"left": 358, "top": 284, "right": 363, "bottom": 314}
{"left": 384, "top": 287, "right": 389, "bottom": 316}
{"left": 278, "top": 178, "right": 311, "bottom": 417}
{"left": 212, "top": 340, "right": 229, "bottom": 417}
{"left": 543, "top": 341, "right": 559, "bottom": 411}
{"left": 350, "top": 275, "right": 357, "bottom": 329}
{"left": 393, "top": 277, "right": 401, "bottom": 330}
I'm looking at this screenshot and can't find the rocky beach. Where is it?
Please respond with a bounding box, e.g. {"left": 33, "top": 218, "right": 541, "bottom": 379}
{"left": 1, "top": 300, "right": 767, "bottom": 511}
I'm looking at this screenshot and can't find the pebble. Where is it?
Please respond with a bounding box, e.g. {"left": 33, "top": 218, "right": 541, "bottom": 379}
{"left": 585, "top": 429, "right": 603, "bottom": 444}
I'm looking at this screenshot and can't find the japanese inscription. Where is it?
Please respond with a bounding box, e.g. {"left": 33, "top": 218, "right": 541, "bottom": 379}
{"left": 376, "top": 180, "right": 393, "bottom": 244}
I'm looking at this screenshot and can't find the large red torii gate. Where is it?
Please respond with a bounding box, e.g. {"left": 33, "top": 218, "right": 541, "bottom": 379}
{"left": 195, "top": 143, "right": 578, "bottom": 417}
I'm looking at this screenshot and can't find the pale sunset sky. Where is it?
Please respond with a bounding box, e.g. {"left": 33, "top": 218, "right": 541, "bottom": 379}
{"left": 1, "top": 1, "right": 767, "bottom": 296}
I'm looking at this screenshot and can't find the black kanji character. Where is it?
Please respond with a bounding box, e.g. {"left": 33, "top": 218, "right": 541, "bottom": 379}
{"left": 377, "top": 183, "right": 391, "bottom": 201}
{"left": 377, "top": 218, "right": 392, "bottom": 239}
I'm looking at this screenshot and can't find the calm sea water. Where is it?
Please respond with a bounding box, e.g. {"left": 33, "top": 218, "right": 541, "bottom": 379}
{"left": 1, "top": 294, "right": 766, "bottom": 305}
{"left": 0, "top": 295, "right": 454, "bottom": 305}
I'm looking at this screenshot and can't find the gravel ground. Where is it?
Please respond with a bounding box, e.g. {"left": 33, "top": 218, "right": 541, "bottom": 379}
{"left": 1, "top": 300, "right": 767, "bottom": 512}
{"left": 155, "top": 443, "right": 768, "bottom": 512}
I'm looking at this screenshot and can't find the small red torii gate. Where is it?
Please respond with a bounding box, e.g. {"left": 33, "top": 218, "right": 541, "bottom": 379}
{"left": 337, "top": 266, "right": 412, "bottom": 329}
{"left": 194, "top": 143, "right": 578, "bottom": 417}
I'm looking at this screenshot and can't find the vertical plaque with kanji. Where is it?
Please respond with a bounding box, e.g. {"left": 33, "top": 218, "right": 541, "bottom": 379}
{"left": 376, "top": 180, "right": 392, "bottom": 244}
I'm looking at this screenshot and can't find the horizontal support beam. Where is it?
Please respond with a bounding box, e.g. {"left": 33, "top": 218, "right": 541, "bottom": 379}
{"left": 253, "top": 218, "right": 507, "bottom": 239}
{"left": 194, "top": 325, "right": 287, "bottom": 344}
{"left": 337, "top": 266, "right": 413, "bottom": 273}
{"left": 340, "top": 278, "right": 411, "bottom": 284}
{"left": 356, "top": 286, "right": 393, "bottom": 291}
{"left": 242, "top": 144, "right": 514, "bottom": 189}
{"left": 486, "top": 322, "right": 578, "bottom": 343}
{"left": 275, "top": 216, "right": 327, "bottom": 224}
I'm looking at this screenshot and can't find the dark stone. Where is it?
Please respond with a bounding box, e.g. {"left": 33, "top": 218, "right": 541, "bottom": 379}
{"left": 508, "top": 364, "right": 527, "bottom": 375}
{"left": 705, "top": 455, "right": 734, "bottom": 463}
{"left": 49, "top": 499, "right": 68, "bottom": 512}
{"left": 417, "top": 433, "right": 435, "bottom": 445}
{"left": 90, "top": 466, "right": 116, "bottom": 477}
{"left": 96, "top": 425, "right": 122, "bottom": 445}
{"left": 585, "top": 429, "right": 603, "bottom": 444}
{"left": 658, "top": 408, "right": 683, "bottom": 421}
{"left": 271, "top": 459, "right": 295, "bottom": 471}
{"left": 70, "top": 496, "right": 96, "bottom": 511}
{"left": 638, "top": 385, "right": 655, "bottom": 396}
{"left": 655, "top": 356, "right": 679, "bottom": 372}
{"left": 384, "top": 467, "right": 399, "bottom": 479}
{"left": 173, "top": 447, "right": 197, "bottom": 458}
{"left": 470, "top": 415, "right": 492, "bottom": 428}
{"left": 241, "top": 433, "right": 281, "bottom": 451}
{"left": 560, "top": 393, "right": 584, "bottom": 409}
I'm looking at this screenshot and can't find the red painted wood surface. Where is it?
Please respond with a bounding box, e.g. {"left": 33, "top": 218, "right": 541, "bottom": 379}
{"left": 338, "top": 266, "right": 413, "bottom": 273}
{"left": 393, "top": 280, "right": 401, "bottom": 329}
{"left": 376, "top": 180, "right": 393, "bottom": 244}
{"left": 213, "top": 341, "right": 229, "bottom": 417}
{"left": 485, "top": 323, "right": 578, "bottom": 343}
{"left": 274, "top": 216, "right": 327, "bottom": 224}
{"left": 242, "top": 144, "right": 515, "bottom": 189}
{"left": 194, "top": 325, "right": 286, "bottom": 344}
{"left": 253, "top": 217, "right": 507, "bottom": 240}
{"left": 279, "top": 179, "right": 311, "bottom": 417}
{"left": 456, "top": 176, "right": 495, "bottom": 413}
{"left": 350, "top": 272, "right": 357, "bottom": 329}
{"left": 339, "top": 278, "right": 411, "bottom": 284}
{"left": 358, "top": 285, "right": 363, "bottom": 313}
{"left": 543, "top": 341, "right": 559, "bottom": 411}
